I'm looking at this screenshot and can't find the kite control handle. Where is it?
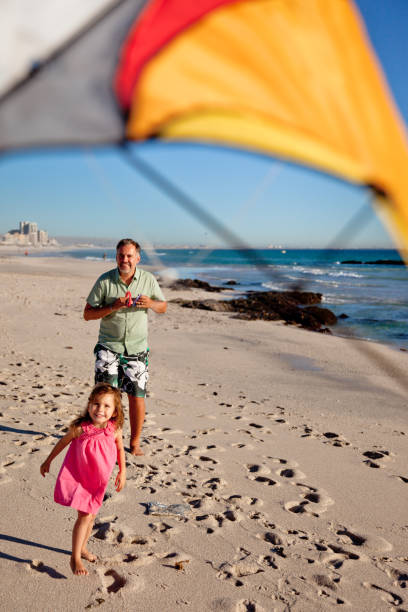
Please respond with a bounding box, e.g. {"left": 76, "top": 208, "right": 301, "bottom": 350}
{"left": 125, "top": 291, "right": 141, "bottom": 307}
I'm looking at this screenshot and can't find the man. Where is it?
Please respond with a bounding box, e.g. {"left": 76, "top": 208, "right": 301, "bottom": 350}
{"left": 84, "top": 239, "right": 167, "bottom": 455}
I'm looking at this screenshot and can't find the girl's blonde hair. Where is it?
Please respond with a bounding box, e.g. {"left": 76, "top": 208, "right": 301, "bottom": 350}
{"left": 70, "top": 383, "right": 124, "bottom": 434}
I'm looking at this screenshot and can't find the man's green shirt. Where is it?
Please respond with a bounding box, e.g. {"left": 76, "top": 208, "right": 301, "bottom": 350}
{"left": 86, "top": 267, "right": 165, "bottom": 354}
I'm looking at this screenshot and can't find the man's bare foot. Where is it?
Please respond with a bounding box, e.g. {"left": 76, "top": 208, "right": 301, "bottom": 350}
{"left": 130, "top": 443, "right": 144, "bottom": 456}
{"left": 70, "top": 557, "right": 89, "bottom": 576}
{"left": 81, "top": 550, "right": 97, "bottom": 562}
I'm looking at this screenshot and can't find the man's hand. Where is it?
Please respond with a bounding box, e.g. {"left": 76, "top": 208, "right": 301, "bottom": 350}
{"left": 135, "top": 296, "right": 167, "bottom": 313}
{"left": 111, "top": 297, "right": 128, "bottom": 311}
{"left": 84, "top": 299, "right": 126, "bottom": 320}
{"left": 135, "top": 295, "right": 152, "bottom": 309}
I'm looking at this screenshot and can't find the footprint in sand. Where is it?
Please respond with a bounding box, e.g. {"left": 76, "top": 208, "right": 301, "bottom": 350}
{"left": 185, "top": 496, "right": 210, "bottom": 510}
{"left": 149, "top": 521, "right": 176, "bottom": 535}
{"left": 333, "top": 525, "right": 391, "bottom": 554}
{"left": 300, "top": 426, "right": 350, "bottom": 448}
{"left": 102, "top": 551, "right": 155, "bottom": 567}
{"left": 284, "top": 483, "right": 334, "bottom": 518}
{"left": 223, "top": 494, "right": 263, "bottom": 509}
{"left": 260, "top": 531, "right": 287, "bottom": 563}
{"left": 93, "top": 516, "right": 155, "bottom": 546}
{"left": 244, "top": 464, "right": 278, "bottom": 487}
{"left": 199, "top": 455, "right": 219, "bottom": 465}
{"left": 278, "top": 465, "right": 306, "bottom": 480}
{"left": 103, "top": 569, "right": 127, "bottom": 593}
{"left": 202, "top": 476, "right": 226, "bottom": 492}
{"left": 362, "top": 448, "right": 392, "bottom": 469}
{"left": 375, "top": 559, "right": 408, "bottom": 590}
{"left": 86, "top": 568, "right": 143, "bottom": 608}
{"left": 317, "top": 542, "right": 361, "bottom": 570}
{"left": 363, "top": 582, "right": 403, "bottom": 607}
{"left": 215, "top": 549, "right": 264, "bottom": 587}
{"left": 311, "top": 574, "right": 348, "bottom": 607}
{"left": 210, "top": 599, "right": 265, "bottom": 612}
{"left": 195, "top": 509, "right": 243, "bottom": 534}
{"left": 258, "top": 554, "right": 279, "bottom": 570}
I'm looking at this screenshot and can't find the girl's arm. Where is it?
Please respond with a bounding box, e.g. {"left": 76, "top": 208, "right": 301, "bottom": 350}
{"left": 40, "top": 429, "right": 75, "bottom": 476}
{"left": 114, "top": 429, "right": 126, "bottom": 492}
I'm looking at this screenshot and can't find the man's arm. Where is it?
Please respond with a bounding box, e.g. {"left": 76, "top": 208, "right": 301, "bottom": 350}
{"left": 83, "top": 298, "right": 127, "bottom": 321}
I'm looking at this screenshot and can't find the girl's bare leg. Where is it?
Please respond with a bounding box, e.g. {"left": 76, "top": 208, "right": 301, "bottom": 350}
{"left": 71, "top": 511, "right": 93, "bottom": 575}
{"left": 81, "top": 515, "right": 97, "bottom": 562}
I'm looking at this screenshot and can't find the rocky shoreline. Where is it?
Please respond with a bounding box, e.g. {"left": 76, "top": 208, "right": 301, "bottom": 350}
{"left": 168, "top": 278, "right": 338, "bottom": 332}
{"left": 341, "top": 258, "right": 404, "bottom": 265}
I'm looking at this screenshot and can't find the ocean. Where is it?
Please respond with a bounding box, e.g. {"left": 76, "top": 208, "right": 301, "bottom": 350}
{"left": 37, "top": 248, "right": 408, "bottom": 350}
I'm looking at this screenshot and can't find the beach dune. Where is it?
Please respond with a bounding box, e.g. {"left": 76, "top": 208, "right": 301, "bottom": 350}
{"left": 1, "top": 256, "right": 407, "bottom": 611}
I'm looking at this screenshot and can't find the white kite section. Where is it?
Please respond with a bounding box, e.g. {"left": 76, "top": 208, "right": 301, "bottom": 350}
{"left": 0, "top": 0, "right": 118, "bottom": 95}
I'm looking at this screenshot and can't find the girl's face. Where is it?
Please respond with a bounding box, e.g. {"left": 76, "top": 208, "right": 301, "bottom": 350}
{"left": 88, "top": 393, "right": 116, "bottom": 428}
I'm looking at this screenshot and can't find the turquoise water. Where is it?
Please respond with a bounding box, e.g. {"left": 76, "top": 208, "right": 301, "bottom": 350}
{"left": 41, "top": 248, "right": 408, "bottom": 349}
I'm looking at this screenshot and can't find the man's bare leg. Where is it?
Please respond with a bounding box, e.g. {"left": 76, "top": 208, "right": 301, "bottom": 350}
{"left": 128, "top": 395, "right": 145, "bottom": 455}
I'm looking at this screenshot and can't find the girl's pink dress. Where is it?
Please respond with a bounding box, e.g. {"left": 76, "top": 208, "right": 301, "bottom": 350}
{"left": 54, "top": 420, "right": 117, "bottom": 514}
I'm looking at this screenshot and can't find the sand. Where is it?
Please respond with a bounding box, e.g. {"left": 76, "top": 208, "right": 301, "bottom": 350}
{"left": 1, "top": 255, "right": 408, "bottom": 611}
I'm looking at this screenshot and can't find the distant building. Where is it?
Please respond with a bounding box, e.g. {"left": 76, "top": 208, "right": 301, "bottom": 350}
{"left": 20, "top": 221, "right": 38, "bottom": 235}
{"left": 1, "top": 221, "right": 57, "bottom": 247}
{"left": 38, "top": 229, "right": 48, "bottom": 243}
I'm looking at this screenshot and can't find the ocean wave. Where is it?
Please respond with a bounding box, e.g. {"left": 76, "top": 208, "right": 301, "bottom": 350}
{"left": 328, "top": 270, "right": 363, "bottom": 278}
{"left": 261, "top": 282, "right": 283, "bottom": 291}
{"left": 291, "top": 266, "right": 325, "bottom": 275}
{"left": 287, "top": 266, "right": 364, "bottom": 279}
{"left": 309, "top": 278, "right": 340, "bottom": 287}
{"left": 322, "top": 296, "right": 350, "bottom": 304}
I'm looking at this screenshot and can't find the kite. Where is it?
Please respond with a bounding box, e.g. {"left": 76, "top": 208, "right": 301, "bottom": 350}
{"left": 1, "top": 0, "right": 408, "bottom": 255}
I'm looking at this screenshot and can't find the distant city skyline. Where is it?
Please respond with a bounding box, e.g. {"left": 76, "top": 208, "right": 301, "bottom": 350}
{"left": 1, "top": 0, "right": 407, "bottom": 251}
{"left": 1, "top": 219, "right": 56, "bottom": 247}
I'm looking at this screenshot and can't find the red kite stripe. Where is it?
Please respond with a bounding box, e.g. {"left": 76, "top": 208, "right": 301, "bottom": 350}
{"left": 114, "top": 0, "right": 237, "bottom": 110}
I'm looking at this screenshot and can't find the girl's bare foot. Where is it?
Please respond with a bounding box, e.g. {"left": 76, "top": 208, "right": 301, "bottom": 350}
{"left": 81, "top": 550, "right": 97, "bottom": 562}
{"left": 70, "top": 557, "right": 89, "bottom": 576}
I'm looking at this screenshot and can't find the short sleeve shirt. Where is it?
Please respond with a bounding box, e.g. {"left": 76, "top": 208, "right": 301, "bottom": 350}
{"left": 86, "top": 267, "right": 165, "bottom": 354}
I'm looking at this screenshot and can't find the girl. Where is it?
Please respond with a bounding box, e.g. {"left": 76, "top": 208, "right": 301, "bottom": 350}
{"left": 40, "top": 383, "right": 126, "bottom": 576}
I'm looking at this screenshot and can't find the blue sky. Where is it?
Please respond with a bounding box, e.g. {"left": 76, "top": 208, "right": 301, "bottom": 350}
{"left": 1, "top": 0, "right": 407, "bottom": 249}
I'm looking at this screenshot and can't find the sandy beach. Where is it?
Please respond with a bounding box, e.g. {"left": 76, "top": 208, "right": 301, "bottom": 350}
{"left": 1, "top": 255, "right": 408, "bottom": 611}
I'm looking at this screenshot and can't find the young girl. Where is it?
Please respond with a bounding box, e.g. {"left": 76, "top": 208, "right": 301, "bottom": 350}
{"left": 40, "top": 383, "right": 126, "bottom": 576}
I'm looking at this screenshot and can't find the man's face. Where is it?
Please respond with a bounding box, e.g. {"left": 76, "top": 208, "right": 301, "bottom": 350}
{"left": 116, "top": 244, "right": 140, "bottom": 277}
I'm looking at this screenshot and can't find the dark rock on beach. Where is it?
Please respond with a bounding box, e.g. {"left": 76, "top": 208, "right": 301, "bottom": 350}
{"left": 341, "top": 260, "right": 362, "bottom": 264}
{"left": 303, "top": 306, "right": 337, "bottom": 326}
{"left": 171, "top": 298, "right": 234, "bottom": 312}
{"left": 167, "top": 278, "right": 226, "bottom": 292}
{"left": 366, "top": 259, "right": 405, "bottom": 265}
{"left": 341, "top": 259, "right": 404, "bottom": 265}
{"left": 171, "top": 289, "right": 337, "bottom": 331}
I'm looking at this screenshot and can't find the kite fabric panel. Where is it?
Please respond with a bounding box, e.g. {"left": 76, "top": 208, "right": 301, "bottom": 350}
{"left": 114, "top": 0, "right": 237, "bottom": 110}
{"left": 0, "top": 0, "right": 146, "bottom": 148}
{"left": 121, "top": 0, "right": 408, "bottom": 253}
{"left": 0, "top": 0, "right": 408, "bottom": 253}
